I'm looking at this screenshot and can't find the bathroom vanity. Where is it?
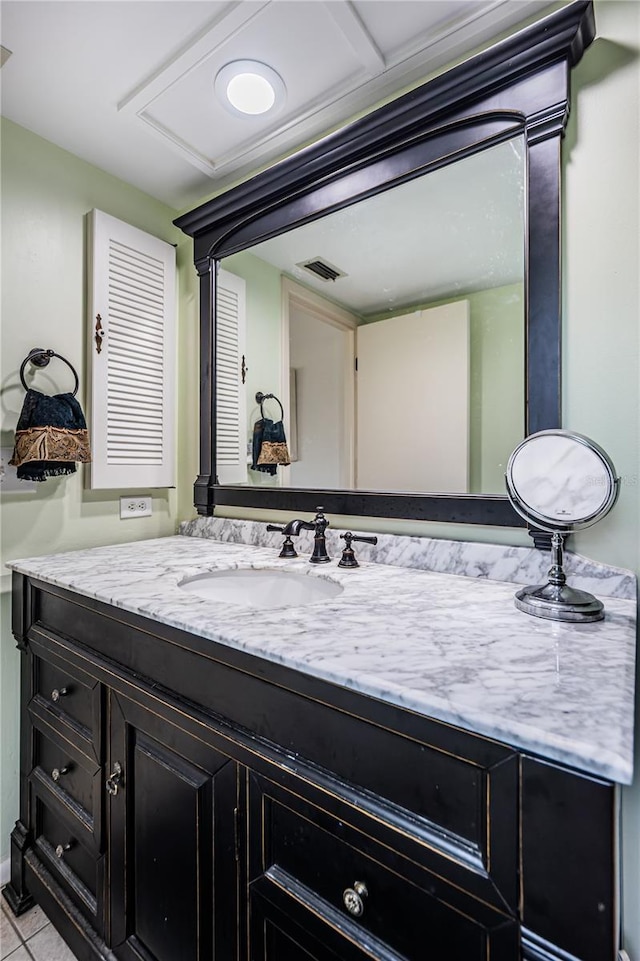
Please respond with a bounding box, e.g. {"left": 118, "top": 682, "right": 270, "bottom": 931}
{"left": 3, "top": 532, "right": 636, "bottom": 961}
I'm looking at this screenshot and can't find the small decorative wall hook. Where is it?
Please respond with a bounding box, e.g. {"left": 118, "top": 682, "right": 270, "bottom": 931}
{"left": 95, "top": 315, "right": 104, "bottom": 354}
{"left": 241, "top": 354, "right": 248, "bottom": 384}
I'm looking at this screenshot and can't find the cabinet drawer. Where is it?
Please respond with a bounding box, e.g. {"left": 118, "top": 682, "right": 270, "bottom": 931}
{"left": 32, "top": 793, "right": 103, "bottom": 924}
{"left": 31, "top": 724, "right": 102, "bottom": 848}
{"left": 32, "top": 641, "right": 99, "bottom": 739}
{"left": 250, "top": 775, "right": 518, "bottom": 961}
{"left": 252, "top": 888, "right": 390, "bottom": 961}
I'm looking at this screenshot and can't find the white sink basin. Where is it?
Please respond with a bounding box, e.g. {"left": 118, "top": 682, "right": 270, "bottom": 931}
{"left": 179, "top": 568, "right": 343, "bottom": 610}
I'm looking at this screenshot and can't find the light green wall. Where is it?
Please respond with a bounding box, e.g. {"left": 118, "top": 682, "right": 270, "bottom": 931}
{"left": 561, "top": 6, "right": 640, "bottom": 955}
{"left": 0, "top": 118, "right": 199, "bottom": 863}
{"left": 468, "top": 284, "right": 524, "bottom": 493}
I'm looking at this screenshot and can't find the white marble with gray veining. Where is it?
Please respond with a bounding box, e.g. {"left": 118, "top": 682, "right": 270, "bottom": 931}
{"left": 9, "top": 534, "right": 636, "bottom": 784}
{"left": 180, "top": 516, "right": 638, "bottom": 599}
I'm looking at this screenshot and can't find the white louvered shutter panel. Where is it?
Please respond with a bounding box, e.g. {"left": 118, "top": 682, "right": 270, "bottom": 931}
{"left": 88, "top": 210, "right": 176, "bottom": 489}
{"left": 216, "top": 269, "right": 246, "bottom": 484}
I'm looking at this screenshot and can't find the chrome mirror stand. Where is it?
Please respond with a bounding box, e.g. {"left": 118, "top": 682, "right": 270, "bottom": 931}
{"left": 515, "top": 531, "right": 605, "bottom": 622}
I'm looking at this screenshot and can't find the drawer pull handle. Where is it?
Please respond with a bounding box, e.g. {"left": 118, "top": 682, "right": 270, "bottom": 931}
{"left": 343, "top": 881, "right": 368, "bottom": 918}
{"left": 51, "top": 766, "right": 70, "bottom": 781}
{"left": 51, "top": 687, "right": 69, "bottom": 702}
{"left": 55, "top": 842, "right": 73, "bottom": 859}
{"left": 106, "top": 761, "right": 123, "bottom": 796}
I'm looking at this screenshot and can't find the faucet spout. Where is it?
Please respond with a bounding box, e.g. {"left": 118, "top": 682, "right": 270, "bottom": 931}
{"left": 281, "top": 518, "right": 314, "bottom": 537}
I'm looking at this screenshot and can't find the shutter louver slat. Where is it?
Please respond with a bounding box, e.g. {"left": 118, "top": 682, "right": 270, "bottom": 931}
{"left": 108, "top": 358, "right": 164, "bottom": 379}
{"left": 109, "top": 315, "right": 163, "bottom": 334}
{"left": 109, "top": 294, "right": 164, "bottom": 314}
{"left": 110, "top": 261, "right": 165, "bottom": 287}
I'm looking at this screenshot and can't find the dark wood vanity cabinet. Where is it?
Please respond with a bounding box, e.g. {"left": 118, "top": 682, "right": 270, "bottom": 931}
{"left": 5, "top": 574, "right": 617, "bottom": 961}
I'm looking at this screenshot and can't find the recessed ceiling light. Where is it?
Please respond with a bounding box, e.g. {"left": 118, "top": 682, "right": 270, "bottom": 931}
{"left": 215, "top": 60, "right": 286, "bottom": 118}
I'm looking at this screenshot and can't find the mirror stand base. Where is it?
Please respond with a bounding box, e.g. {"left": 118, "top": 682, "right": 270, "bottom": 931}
{"left": 515, "top": 583, "right": 604, "bottom": 622}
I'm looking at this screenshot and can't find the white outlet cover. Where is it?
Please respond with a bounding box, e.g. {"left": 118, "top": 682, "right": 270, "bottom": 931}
{"left": 119, "top": 496, "right": 152, "bottom": 519}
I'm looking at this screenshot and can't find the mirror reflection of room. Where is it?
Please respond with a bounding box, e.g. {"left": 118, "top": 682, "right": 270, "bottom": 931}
{"left": 218, "top": 135, "right": 525, "bottom": 496}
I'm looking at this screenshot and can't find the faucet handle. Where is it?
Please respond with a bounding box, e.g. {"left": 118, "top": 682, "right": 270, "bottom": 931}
{"left": 266, "top": 524, "right": 298, "bottom": 559}
{"left": 338, "top": 532, "right": 378, "bottom": 569}
{"left": 352, "top": 534, "right": 378, "bottom": 547}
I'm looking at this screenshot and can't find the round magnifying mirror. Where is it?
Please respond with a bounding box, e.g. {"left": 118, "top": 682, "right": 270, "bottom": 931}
{"left": 505, "top": 430, "right": 619, "bottom": 622}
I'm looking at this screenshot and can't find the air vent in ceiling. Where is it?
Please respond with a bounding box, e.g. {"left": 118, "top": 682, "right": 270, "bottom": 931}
{"left": 297, "top": 257, "right": 347, "bottom": 283}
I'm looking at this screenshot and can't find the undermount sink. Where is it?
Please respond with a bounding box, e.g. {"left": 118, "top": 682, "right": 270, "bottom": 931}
{"left": 178, "top": 568, "right": 343, "bottom": 610}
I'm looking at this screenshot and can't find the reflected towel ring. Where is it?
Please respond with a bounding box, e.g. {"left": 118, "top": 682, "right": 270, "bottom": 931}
{"left": 19, "top": 348, "right": 80, "bottom": 397}
{"left": 256, "top": 390, "right": 284, "bottom": 421}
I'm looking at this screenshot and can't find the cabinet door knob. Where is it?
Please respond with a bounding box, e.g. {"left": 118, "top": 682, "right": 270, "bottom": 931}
{"left": 55, "top": 842, "right": 72, "bottom": 859}
{"left": 51, "top": 766, "right": 70, "bottom": 781}
{"left": 51, "top": 687, "right": 69, "bottom": 702}
{"left": 106, "top": 761, "right": 123, "bottom": 796}
{"left": 343, "top": 881, "right": 368, "bottom": 917}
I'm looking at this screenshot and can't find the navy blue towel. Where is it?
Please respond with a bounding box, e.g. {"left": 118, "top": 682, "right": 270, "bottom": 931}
{"left": 10, "top": 388, "right": 91, "bottom": 481}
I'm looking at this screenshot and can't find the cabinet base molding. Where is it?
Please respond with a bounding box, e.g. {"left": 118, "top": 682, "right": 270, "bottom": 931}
{"left": 21, "top": 849, "right": 114, "bottom": 961}
{"left": 1, "top": 882, "right": 34, "bottom": 918}
{"left": 2, "top": 821, "right": 35, "bottom": 916}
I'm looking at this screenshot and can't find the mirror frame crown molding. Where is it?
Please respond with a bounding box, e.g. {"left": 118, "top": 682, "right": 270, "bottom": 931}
{"left": 175, "top": 0, "right": 595, "bottom": 526}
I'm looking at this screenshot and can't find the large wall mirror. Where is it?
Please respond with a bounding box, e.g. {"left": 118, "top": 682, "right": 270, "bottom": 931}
{"left": 176, "top": 0, "right": 595, "bottom": 527}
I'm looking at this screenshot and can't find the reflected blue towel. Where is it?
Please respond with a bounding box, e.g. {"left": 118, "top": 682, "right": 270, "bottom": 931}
{"left": 251, "top": 418, "right": 288, "bottom": 475}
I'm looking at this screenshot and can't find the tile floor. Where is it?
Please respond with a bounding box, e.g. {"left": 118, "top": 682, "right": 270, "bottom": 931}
{"left": 1, "top": 889, "right": 80, "bottom": 961}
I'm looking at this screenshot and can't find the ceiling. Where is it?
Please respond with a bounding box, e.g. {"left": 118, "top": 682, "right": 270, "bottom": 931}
{"left": 0, "top": 0, "right": 555, "bottom": 212}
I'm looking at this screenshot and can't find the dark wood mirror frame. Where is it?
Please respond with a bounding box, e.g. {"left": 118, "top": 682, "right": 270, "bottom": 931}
{"left": 175, "top": 0, "right": 595, "bottom": 526}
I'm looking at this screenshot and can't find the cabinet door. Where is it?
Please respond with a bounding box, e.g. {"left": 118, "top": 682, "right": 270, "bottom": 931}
{"left": 109, "top": 692, "right": 240, "bottom": 961}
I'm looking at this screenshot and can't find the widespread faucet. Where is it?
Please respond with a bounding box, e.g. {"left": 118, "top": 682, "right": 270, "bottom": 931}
{"left": 267, "top": 507, "right": 331, "bottom": 563}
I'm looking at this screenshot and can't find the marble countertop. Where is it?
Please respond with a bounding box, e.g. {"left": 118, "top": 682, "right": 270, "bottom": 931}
{"left": 9, "top": 535, "right": 637, "bottom": 784}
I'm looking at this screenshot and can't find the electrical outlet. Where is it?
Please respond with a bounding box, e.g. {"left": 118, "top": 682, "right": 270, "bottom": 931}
{"left": 120, "top": 496, "right": 152, "bottom": 519}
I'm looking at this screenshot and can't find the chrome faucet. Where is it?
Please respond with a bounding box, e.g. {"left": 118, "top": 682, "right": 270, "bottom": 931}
{"left": 267, "top": 507, "right": 331, "bottom": 563}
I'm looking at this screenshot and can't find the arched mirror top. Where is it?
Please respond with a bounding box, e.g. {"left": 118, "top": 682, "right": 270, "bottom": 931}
{"left": 175, "top": 1, "right": 595, "bottom": 525}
